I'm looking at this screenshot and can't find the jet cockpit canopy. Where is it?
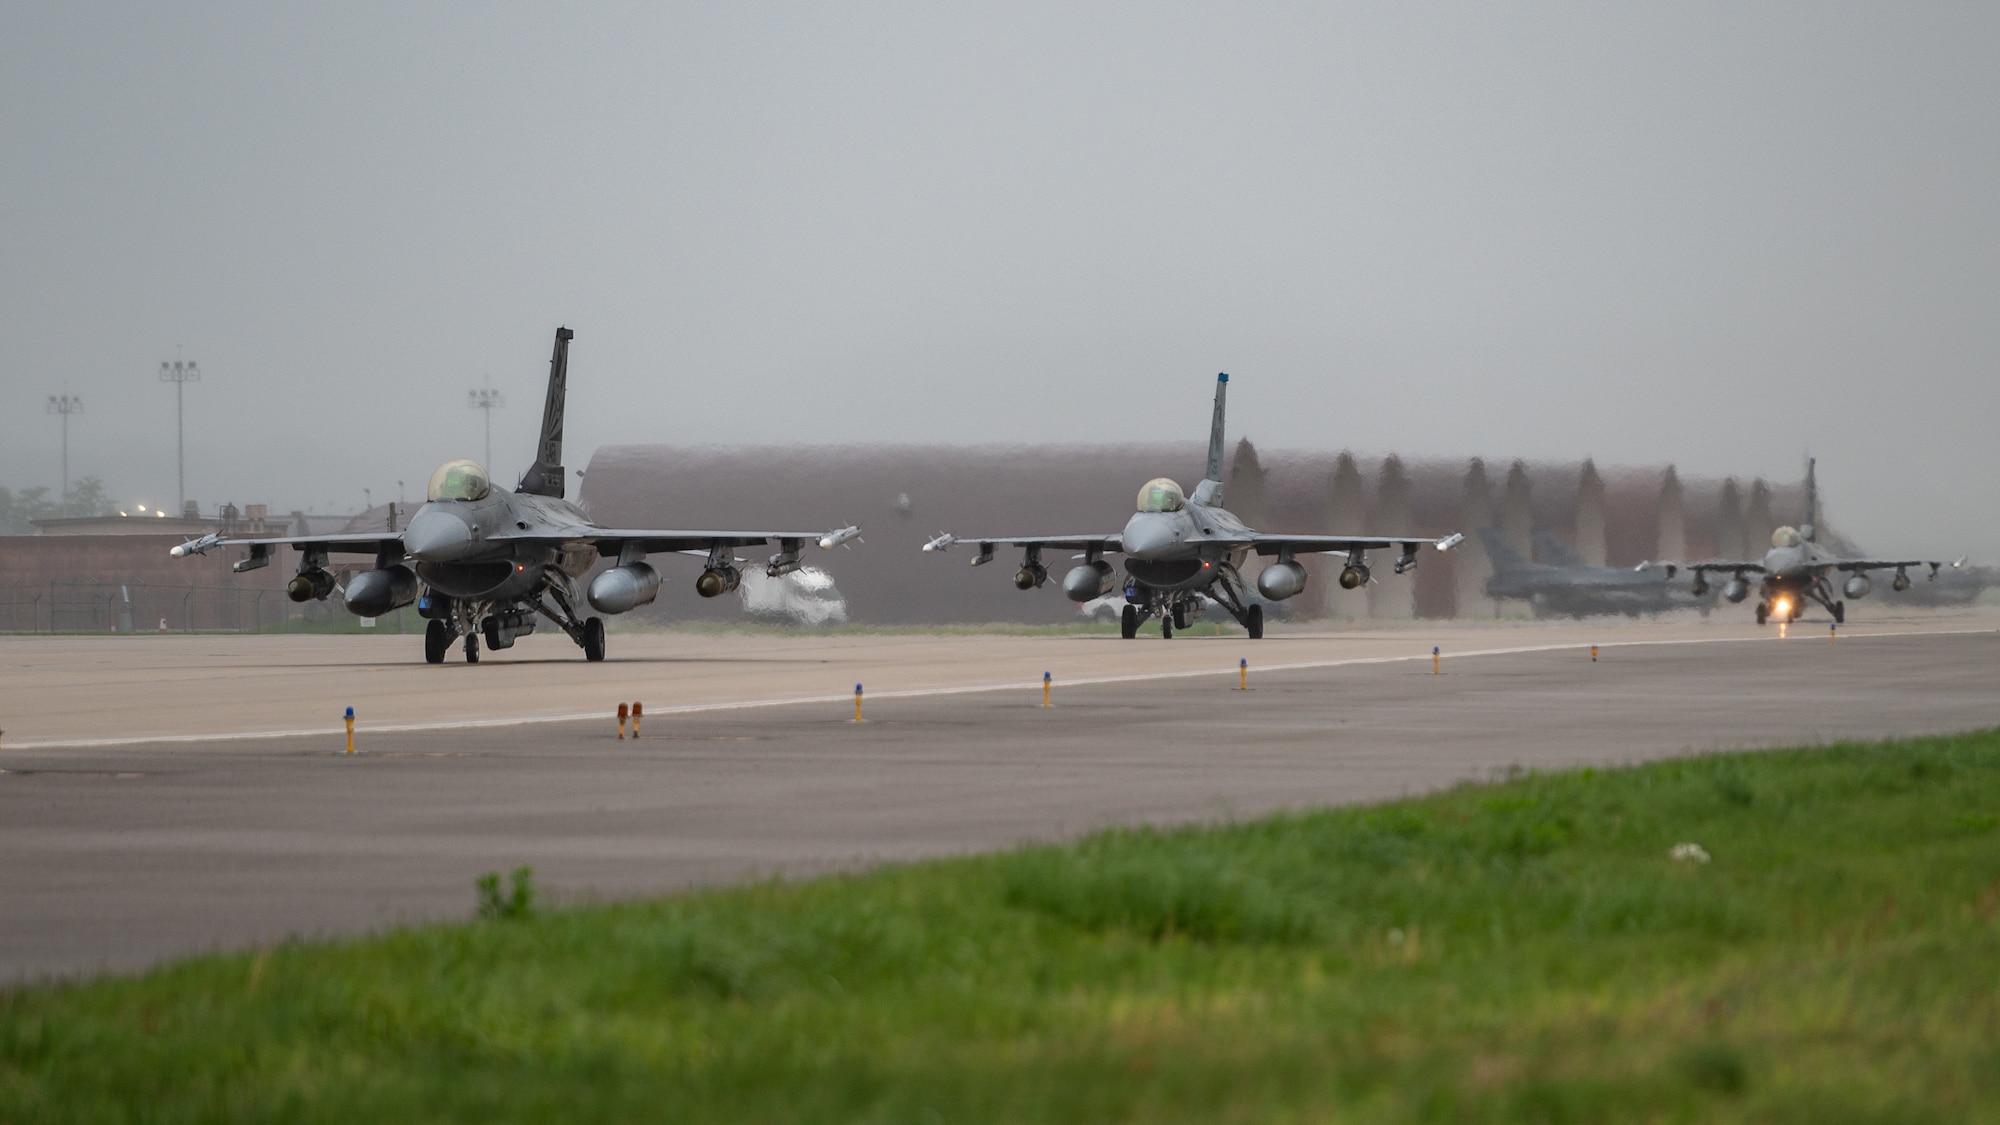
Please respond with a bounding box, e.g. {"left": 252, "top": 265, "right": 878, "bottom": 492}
{"left": 1136, "top": 477, "right": 1185, "bottom": 513}
{"left": 427, "top": 459, "right": 492, "bottom": 502}
{"left": 1771, "top": 526, "right": 1801, "bottom": 549}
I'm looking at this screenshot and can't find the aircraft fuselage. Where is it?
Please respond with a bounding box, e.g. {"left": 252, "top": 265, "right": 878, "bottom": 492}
{"left": 402, "top": 493, "right": 597, "bottom": 600}
{"left": 1118, "top": 506, "right": 1253, "bottom": 593}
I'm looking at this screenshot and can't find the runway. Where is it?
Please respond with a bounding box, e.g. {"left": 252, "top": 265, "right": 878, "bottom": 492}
{"left": 2, "top": 610, "right": 1997, "bottom": 978}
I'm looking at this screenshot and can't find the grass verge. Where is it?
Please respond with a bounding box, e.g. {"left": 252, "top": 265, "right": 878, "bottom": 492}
{"left": 5, "top": 732, "right": 2000, "bottom": 1122}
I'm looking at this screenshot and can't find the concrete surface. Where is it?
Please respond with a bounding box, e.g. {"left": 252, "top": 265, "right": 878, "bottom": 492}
{"left": 2, "top": 611, "right": 1997, "bottom": 979}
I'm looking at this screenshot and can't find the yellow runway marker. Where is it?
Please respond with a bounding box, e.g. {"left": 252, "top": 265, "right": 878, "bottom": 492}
{"left": 1042, "top": 671, "right": 1051, "bottom": 707}
{"left": 343, "top": 706, "right": 354, "bottom": 755}
{"left": 617, "top": 703, "right": 628, "bottom": 740}
{"left": 854, "top": 684, "right": 864, "bottom": 722}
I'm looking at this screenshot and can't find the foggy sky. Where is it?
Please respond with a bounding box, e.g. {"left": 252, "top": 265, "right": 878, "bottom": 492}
{"left": 3, "top": 4, "right": 1995, "bottom": 557}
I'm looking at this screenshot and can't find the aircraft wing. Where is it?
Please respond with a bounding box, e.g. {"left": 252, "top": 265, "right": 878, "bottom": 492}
{"left": 1238, "top": 532, "right": 1464, "bottom": 557}
{"left": 1834, "top": 558, "right": 1941, "bottom": 573}
{"left": 554, "top": 529, "right": 844, "bottom": 556}
{"left": 170, "top": 532, "right": 403, "bottom": 558}
{"left": 1683, "top": 560, "right": 1768, "bottom": 575}
{"left": 947, "top": 535, "right": 1124, "bottom": 553}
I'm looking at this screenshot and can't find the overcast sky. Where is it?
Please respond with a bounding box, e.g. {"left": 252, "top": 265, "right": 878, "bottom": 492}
{"left": 3, "top": 4, "right": 1995, "bottom": 555}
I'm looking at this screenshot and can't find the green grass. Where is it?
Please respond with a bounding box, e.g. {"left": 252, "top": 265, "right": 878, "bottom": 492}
{"left": 6, "top": 733, "right": 2000, "bottom": 1123}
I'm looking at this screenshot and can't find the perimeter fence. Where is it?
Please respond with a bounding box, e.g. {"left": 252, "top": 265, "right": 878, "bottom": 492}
{"left": 0, "top": 580, "right": 327, "bottom": 634}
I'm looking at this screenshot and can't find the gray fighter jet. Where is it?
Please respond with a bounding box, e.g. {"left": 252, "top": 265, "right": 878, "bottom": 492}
{"left": 1478, "top": 527, "right": 1705, "bottom": 618}
{"left": 922, "top": 373, "right": 1462, "bottom": 638}
{"left": 1668, "top": 459, "right": 1956, "bottom": 625}
{"left": 173, "top": 327, "right": 854, "bottom": 663}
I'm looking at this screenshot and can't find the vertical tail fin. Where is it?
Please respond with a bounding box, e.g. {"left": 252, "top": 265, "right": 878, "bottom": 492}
{"left": 1204, "top": 373, "right": 1229, "bottom": 484}
{"left": 1185, "top": 372, "right": 1230, "bottom": 507}
{"left": 1803, "top": 456, "right": 1818, "bottom": 539}
{"left": 516, "top": 327, "right": 574, "bottom": 498}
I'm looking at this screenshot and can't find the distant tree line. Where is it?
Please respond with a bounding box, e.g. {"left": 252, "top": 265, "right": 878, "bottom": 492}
{"left": 0, "top": 477, "right": 117, "bottom": 534}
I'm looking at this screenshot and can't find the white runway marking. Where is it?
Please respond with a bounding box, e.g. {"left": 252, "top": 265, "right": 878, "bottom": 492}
{"left": 11, "top": 626, "right": 1993, "bottom": 751}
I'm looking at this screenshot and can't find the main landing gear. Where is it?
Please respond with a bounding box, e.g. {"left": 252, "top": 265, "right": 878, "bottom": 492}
{"left": 1755, "top": 579, "right": 1845, "bottom": 627}
{"left": 420, "top": 581, "right": 609, "bottom": 663}
{"left": 1117, "top": 570, "right": 1265, "bottom": 640}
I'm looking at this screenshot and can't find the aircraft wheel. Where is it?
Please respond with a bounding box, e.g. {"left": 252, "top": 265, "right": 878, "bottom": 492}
{"left": 464, "top": 631, "right": 480, "bottom": 664}
{"left": 1754, "top": 604, "right": 1768, "bottom": 626}
{"left": 1246, "top": 604, "right": 1264, "bottom": 640}
{"left": 424, "top": 619, "right": 449, "bottom": 664}
{"left": 582, "top": 616, "right": 607, "bottom": 662}
{"left": 1833, "top": 601, "right": 1846, "bottom": 624}
{"left": 1120, "top": 604, "right": 1139, "bottom": 640}
{"left": 1161, "top": 614, "right": 1173, "bottom": 639}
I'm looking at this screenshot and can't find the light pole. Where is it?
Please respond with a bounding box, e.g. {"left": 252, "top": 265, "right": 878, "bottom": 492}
{"left": 158, "top": 351, "right": 201, "bottom": 514}
{"left": 468, "top": 387, "right": 505, "bottom": 472}
{"left": 46, "top": 394, "right": 83, "bottom": 515}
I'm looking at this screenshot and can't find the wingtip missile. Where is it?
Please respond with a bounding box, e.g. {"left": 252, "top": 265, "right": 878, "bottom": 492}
{"left": 1434, "top": 532, "right": 1466, "bottom": 552}
{"left": 818, "top": 525, "right": 862, "bottom": 550}
{"left": 170, "top": 532, "right": 224, "bottom": 558}
{"left": 921, "top": 532, "right": 957, "bottom": 553}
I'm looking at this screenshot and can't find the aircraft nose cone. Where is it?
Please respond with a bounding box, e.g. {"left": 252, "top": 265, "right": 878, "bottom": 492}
{"left": 1122, "top": 514, "right": 1179, "bottom": 561}
{"left": 403, "top": 507, "right": 473, "bottom": 562}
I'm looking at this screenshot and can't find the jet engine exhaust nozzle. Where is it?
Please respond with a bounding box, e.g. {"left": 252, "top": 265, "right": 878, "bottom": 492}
{"left": 589, "top": 562, "right": 662, "bottom": 614}
{"left": 1257, "top": 561, "right": 1308, "bottom": 601}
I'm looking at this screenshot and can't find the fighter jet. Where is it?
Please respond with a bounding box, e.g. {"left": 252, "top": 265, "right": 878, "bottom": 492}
{"left": 173, "top": 327, "right": 855, "bottom": 663}
{"left": 1666, "top": 458, "right": 1955, "bottom": 625}
{"left": 1478, "top": 527, "right": 1705, "bottom": 618}
{"left": 922, "top": 373, "right": 1462, "bottom": 638}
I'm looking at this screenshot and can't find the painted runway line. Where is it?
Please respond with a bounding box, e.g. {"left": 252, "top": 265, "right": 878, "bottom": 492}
{"left": 8, "top": 626, "right": 1994, "bottom": 751}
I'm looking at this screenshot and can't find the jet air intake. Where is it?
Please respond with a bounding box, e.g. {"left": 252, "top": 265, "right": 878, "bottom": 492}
{"left": 344, "top": 565, "right": 419, "bottom": 616}
{"left": 1257, "top": 560, "right": 1308, "bottom": 601}
{"left": 1062, "top": 560, "right": 1113, "bottom": 602}
{"left": 589, "top": 563, "right": 662, "bottom": 614}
